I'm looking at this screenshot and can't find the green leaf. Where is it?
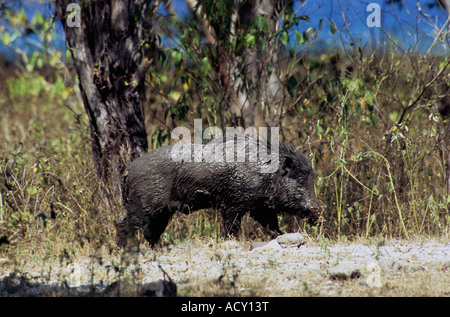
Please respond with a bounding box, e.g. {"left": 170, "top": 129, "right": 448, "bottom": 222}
{"left": 32, "top": 12, "right": 44, "bottom": 28}
{"left": 201, "top": 56, "right": 210, "bottom": 77}
{"left": 255, "top": 16, "right": 268, "bottom": 32}
{"left": 298, "top": 15, "right": 310, "bottom": 22}
{"left": 317, "top": 121, "right": 324, "bottom": 135}
{"left": 365, "top": 90, "right": 375, "bottom": 104}
{"left": 245, "top": 34, "right": 255, "bottom": 49}
{"left": 172, "top": 50, "right": 182, "bottom": 68}
{"left": 330, "top": 21, "right": 336, "bottom": 35}
{"left": 2, "top": 32, "right": 9, "bottom": 45}
{"left": 389, "top": 111, "right": 399, "bottom": 123}
{"left": 372, "top": 185, "right": 379, "bottom": 196}
{"left": 289, "top": 44, "right": 295, "bottom": 58}
{"left": 280, "top": 31, "right": 288, "bottom": 45}
{"left": 259, "top": 37, "right": 266, "bottom": 51}
{"left": 371, "top": 113, "right": 379, "bottom": 127}
{"left": 26, "top": 186, "right": 38, "bottom": 195}
{"left": 295, "top": 30, "right": 304, "bottom": 44}
{"left": 36, "top": 57, "right": 43, "bottom": 69}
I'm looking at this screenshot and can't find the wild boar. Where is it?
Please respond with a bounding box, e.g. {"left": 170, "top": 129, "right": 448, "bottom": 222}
{"left": 116, "top": 136, "right": 321, "bottom": 247}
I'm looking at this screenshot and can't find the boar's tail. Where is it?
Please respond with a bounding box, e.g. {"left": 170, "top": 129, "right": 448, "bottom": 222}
{"left": 121, "top": 169, "right": 130, "bottom": 211}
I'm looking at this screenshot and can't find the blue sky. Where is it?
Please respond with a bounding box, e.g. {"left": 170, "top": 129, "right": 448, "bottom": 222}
{"left": 305, "top": 0, "right": 448, "bottom": 53}
{"left": 163, "top": 0, "right": 449, "bottom": 53}
{"left": 1, "top": 0, "right": 449, "bottom": 61}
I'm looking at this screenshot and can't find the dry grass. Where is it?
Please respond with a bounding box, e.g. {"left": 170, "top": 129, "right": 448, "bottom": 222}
{"left": 1, "top": 49, "right": 449, "bottom": 296}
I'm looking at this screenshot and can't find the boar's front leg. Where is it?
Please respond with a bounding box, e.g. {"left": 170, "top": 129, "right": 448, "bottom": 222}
{"left": 143, "top": 208, "right": 174, "bottom": 247}
{"left": 250, "top": 209, "right": 282, "bottom": 238}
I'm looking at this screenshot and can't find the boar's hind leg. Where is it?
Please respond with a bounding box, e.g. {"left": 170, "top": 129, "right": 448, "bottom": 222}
{"left": 221, "top": 208, "right": 245, "bottom": 237}
{"left": 115, "top": 217, "right": 135, "bottom": 247}
{"left": 250, "top": 210, "right": 282, "bottom": 238}
{"left": 143, "top": 209, "right": 173, "bottom": 247}
{"left": 115, "top": 206, "right": 144, "bottom": 247}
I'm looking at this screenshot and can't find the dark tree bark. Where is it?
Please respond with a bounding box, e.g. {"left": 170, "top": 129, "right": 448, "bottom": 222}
{"left": 56, "top": 0, "right": 155, "bottom": 205}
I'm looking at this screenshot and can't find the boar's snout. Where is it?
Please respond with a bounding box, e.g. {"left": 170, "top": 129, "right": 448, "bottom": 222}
{"left": 307, "top": 205, "right": 322, "bottom": 225}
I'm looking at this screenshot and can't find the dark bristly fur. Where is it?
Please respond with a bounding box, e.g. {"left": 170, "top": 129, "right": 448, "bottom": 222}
{"left": 116, "top": 136, "right": 321, "bottom": 247}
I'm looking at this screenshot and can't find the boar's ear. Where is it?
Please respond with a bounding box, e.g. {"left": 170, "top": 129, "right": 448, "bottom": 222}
{"left": 281, "top": 156, "right": 294, "bottom": 176}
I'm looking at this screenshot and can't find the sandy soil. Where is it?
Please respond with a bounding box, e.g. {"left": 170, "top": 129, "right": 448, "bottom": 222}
{"left": 1, "top": 236, "right": 449, "bottom": 296}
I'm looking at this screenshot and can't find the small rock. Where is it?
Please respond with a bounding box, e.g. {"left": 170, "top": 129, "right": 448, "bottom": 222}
{"left": 250, "top": 241, "right": 269, "bottom": 250}
{"left": 329, "top": 261, "right": 361, "bottom": 280}
{"left": 251, "top": 240, "right": 282, "bottom": 251}
{"left": 276, "top": 233, "right": 306, "bottom": 248}
{"left": 265, "top": 240, "right": 283, "bottom": 250}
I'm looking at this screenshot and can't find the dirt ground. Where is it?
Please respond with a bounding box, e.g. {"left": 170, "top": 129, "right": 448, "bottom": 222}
{"left": 1, "top": 236, "right": 449, "bottom": 297}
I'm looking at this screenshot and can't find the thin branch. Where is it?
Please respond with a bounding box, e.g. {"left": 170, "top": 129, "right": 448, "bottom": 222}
{"left": 396, "top": 59, "right": 450, "bottom": 127}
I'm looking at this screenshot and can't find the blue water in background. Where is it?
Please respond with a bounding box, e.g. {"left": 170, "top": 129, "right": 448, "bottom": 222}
{"left": 0, "top": 0, "right": 448, "bottom": 62}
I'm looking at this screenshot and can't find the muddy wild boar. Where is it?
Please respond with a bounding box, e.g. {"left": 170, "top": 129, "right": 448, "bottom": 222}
{"left": 115, "top": 136, "right": 321, "bottom": 247}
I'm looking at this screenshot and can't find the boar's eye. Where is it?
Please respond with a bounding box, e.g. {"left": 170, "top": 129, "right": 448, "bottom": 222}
{"left": 283, "top": 156, "right": 294, "bottom": 169}
{"left": 281, "top": 156, "right": 294, "bottom": 177}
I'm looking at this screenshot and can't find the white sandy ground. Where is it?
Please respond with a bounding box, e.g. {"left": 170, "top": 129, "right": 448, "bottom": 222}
{"left": 1, "top": 237, "right": 450, "bottom": 296}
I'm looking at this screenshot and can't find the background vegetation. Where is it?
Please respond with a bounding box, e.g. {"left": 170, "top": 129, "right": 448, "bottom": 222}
{"left": 0, "top": 0, "right": 449, "bottom": 268}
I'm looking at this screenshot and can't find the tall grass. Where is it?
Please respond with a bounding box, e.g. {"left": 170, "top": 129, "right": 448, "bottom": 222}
{"left": 0, "top": 72, "right": 115, "bottom": 260}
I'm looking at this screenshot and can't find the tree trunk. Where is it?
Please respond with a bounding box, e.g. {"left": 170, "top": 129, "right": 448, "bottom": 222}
{"left": 187, "top": 0, "right": 286, "bottom": 130}
{"left": 56, "top": 0, "right": 153, "bottom": 206}
{"left": 233, "top": 0, "right": 286, "bottom": 129}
